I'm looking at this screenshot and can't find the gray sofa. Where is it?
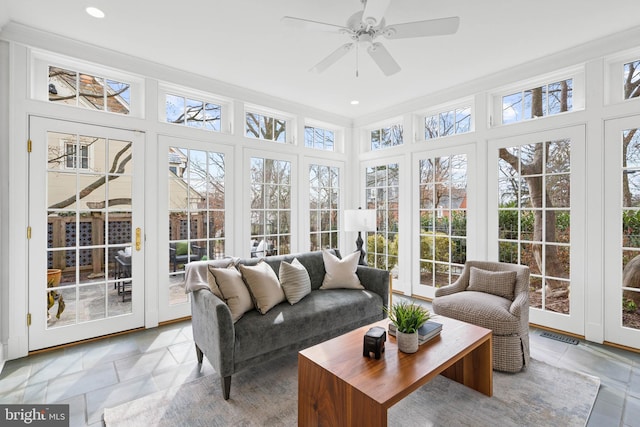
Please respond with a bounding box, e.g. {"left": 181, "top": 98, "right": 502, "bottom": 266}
{"left": 188, "top": 250, "right": 389, "bottom": 399}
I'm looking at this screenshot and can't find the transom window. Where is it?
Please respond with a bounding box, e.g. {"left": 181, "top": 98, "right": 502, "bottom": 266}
{"left": 502, "top": 78, "right": 573, "bottom": 124}
{"left": 165, "top": 94, "right": 221, "bottom": 131}
{"left": 246, "top": 112, "right": 287, "bottom": 143}
{"left": 371, "top": 125, "right": 403, "bottom": 150}
{"left": 425, "top": 107, "right": 471, "bottom": 140}
{"left": 624, "top": 59, "right": 640, "bottom": 100}
{"left": 305, "top": 126, "right": 335, "bottom": 151}
{"left": 48, "top": 66, "right": 130, "bottom": 115}
{"left": 366, "top": 163, "right": 399, "bottom": 278}
{"left": 309, "top": 164, "right": 339, "bottom": 251}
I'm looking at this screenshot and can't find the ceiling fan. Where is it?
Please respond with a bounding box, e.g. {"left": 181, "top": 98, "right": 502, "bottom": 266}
{"left": 282, "top": 0, "right": 460, "bottom": 77}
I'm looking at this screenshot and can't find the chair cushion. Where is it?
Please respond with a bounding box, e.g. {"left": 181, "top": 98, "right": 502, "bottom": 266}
{"left": 432, "top": 291, "right": 521, "bottom": 336}
{"left": 467, "top": 267, "right": 517, "bottom": 300}
{"left": 175, "top": 241, "right": 189, "bottom": 256}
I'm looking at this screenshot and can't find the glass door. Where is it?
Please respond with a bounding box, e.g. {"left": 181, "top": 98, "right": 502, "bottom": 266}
{"left": 604, "top": 115, "right": 640, "bottom": 348}
{"left": 412, "top": 145, "right": 475, "bottom": 299}
{"left": 28, "top": 117, "right": 144, "bottom": 350}
{"left": 488, "top": 126, "right": 585, "bottom": 335}
{"left": 158, "top": 136, "right": 231, "bottom": 322}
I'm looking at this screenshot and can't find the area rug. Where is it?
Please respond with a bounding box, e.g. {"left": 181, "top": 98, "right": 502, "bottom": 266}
{"left": 103, "top": 354, "right": 600, "bottom": 427}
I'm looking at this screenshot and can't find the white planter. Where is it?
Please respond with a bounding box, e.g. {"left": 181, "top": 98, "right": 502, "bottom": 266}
{"left": 396, "top": 330, "right": 419, "bottom": 353}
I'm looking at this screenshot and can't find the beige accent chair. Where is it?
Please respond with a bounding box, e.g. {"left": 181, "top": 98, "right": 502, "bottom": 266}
{"left": 432, "top": 261, "right": 530, "bottom": 373}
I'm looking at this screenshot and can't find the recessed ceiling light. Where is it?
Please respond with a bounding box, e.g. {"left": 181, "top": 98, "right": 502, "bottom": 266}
{"left": 86, "top": 7, "right": 105, "bottom": 18}
{"left": 350, "top": 100, "right": 359, "bottom": 105}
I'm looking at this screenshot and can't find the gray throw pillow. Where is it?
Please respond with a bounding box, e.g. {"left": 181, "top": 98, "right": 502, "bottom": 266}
{"left": 467, "top": 266, "right": 517, "bottom": 300}
{"left": 279, "top": 258, "right": 312, "bottom": 304}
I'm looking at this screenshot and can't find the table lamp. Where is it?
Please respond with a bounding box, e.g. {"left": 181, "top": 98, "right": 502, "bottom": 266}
{"left": 344, "top": 207, "right": 376, "bottom": 265}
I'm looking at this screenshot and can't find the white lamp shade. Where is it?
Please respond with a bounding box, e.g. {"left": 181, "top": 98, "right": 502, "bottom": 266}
{"left": 344, "top": 209, "right": 376, "bottom": 232}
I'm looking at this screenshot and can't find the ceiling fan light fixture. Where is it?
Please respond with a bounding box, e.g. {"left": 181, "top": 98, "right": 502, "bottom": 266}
{"left": 350, "top": 100, "right": 360, "bottom": 105}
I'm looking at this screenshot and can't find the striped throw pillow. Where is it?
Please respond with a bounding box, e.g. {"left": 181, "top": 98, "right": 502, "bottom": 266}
{"left": 279, "top": 258, "right": 312, "bottom": 305}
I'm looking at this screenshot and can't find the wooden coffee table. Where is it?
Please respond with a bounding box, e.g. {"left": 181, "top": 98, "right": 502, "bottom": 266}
{"left": 298, "top": 316, "right": 492, "bottom": 427}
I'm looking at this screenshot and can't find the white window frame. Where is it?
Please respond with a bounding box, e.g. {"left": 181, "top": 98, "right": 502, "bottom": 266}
{"left": 415, "top": 98, "right": 474, "bottom": 142}
{"left": 605, "top": 47, "right": 640, "bottom": 105}
{"left": 363, "top": 117, "right": 404, "bottom": 152}
{"left": 30, "top": 49, "right": 145, "bottom": 117}
{"left": 244, "top": 104, "right": 295, "bottom": 144}
{"left": 158, "top": 83, "right": 232, "bottom": 134}
{"left": 303, "top": 119, "right": 344, "bottom": 153}
{"left": 489, "top": 66, "right": 585, "bottom": 127}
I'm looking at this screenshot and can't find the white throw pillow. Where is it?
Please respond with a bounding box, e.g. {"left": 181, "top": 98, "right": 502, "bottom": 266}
{"left": 320, "top": 249, "right": 363, "bottom": 290}
{"left": 279, "top": 258, "right": 312, "bottom": 304}
{"left": 239, "top": 260, "right": 286, "bottom": 314}
{"left": 209, "top": 265, "right": 254, "bottom": 322}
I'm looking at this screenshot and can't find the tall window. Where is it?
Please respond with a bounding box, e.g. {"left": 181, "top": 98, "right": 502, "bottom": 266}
{"left": 621, "top": 127, "right": 640, "bottom": 329}
{"left": 250, "top": 157, "right": 291, "bottom": 256}
{"left": 498, "top": 140, "right": 571, "bottom": 314}
{"left": 365, "top": 164, "right": 399, "bottom": 277}
{"left": 305, "top": 126, "right": 335, "bottom": 151}
{"left": 48, "top": 66, "right": 130, "bottom": 114}
{"left": 418, "top": 155, "right": 467, "bottom": 287}
{"left": 371, "top": 125, "right": 403, "bottom": 150}
{"left": 425, "top": 107, "right": 471, "bottom": 140}
{"left": 165, "top": 94, "right": 221, "bottom": 131}
{"left": 624, "top": 60, "right": 639, "bottom": 100}
{"left": 502, "top": 78, "right": 573, "bottom": 124}
{"left": 168, "top": 148, "right": 226, "bottom": 302}
{"left": 309, "top": 164, "right": 339, "bottom": 251}
{"left": 246, "top": 112, "right": 287, "bottom": 142}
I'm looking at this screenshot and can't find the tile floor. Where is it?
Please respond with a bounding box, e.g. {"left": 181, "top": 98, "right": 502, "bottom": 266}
{"left": 1, "top": 305, "right": 639, "bottom": 426}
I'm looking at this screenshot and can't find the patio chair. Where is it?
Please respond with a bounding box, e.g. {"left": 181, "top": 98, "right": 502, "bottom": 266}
{"left": 170, "top": 242, "right": 204, "bottom": 272}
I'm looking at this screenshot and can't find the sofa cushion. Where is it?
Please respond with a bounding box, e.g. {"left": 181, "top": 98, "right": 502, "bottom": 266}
{"left": 238, "top": 261, "right": 286, "bottom": 314}
{"left": 467, "top": 267, "right": 517, "bottom": 300}
{"left": 279, "top": 258, "right": 311, "bottom": 304}
{"left": 320, "top": 249, "right": 363, "bottom": 290}
{"left": 233, "top": 289, "right": 383, "bottom": 361}
{"left": 210, "top": 265, "right": 254, "bottom": 322}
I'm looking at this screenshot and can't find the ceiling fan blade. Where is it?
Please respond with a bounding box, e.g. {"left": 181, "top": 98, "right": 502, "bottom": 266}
{"left": 367, "top": 42, "right": 401, "bottom": 76}
{"left": 362, "top": 0, "right": 391, "bottom": 27}
{"left": 310, "top": 43, "right": 354, "bottom": 73}
{"left": 281, "top": 16, "right": 348, "bottom": 33}
{"left": 383, "top": 16, "right": 460, "bottom": 39}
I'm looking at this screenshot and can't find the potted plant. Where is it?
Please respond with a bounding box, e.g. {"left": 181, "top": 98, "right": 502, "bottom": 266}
{"left": 384, "top": 301, "right": 431, "bottom": 353}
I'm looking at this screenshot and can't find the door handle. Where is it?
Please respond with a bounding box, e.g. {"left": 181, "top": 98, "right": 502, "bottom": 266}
{"left": 135, "top": 227, "right": 142, "bottom": 251}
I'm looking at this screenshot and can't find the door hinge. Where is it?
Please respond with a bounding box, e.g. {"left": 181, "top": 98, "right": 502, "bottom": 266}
{"left": 27, "top": 139, "right": 32, "bottom": 153}
{"left": 27, "top": 313, "right": 31, "bottom": 326}
{"left": 27, "top": 226, "right": 32, "bottom": 239}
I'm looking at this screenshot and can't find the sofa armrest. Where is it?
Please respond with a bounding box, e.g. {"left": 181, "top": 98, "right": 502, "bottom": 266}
{"left": 191, "top": 289, "right": 235, "bottom": 377}
{"left": 356, "top": 266, "right": 390, "bottom": 312}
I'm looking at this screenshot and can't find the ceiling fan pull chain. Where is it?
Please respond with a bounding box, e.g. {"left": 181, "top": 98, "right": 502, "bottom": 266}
{"left": 356, "top": 43, "right": 359, "bottom": 78}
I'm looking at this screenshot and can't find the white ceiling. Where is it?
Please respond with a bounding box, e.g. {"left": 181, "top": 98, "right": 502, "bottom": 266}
{"left": 2, "top": 0, "right": 640, "bottom": 119}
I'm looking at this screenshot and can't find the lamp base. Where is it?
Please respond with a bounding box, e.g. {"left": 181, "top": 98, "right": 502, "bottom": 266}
{"left": 355, "top": 231, "right": 367, "bottom": 266}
